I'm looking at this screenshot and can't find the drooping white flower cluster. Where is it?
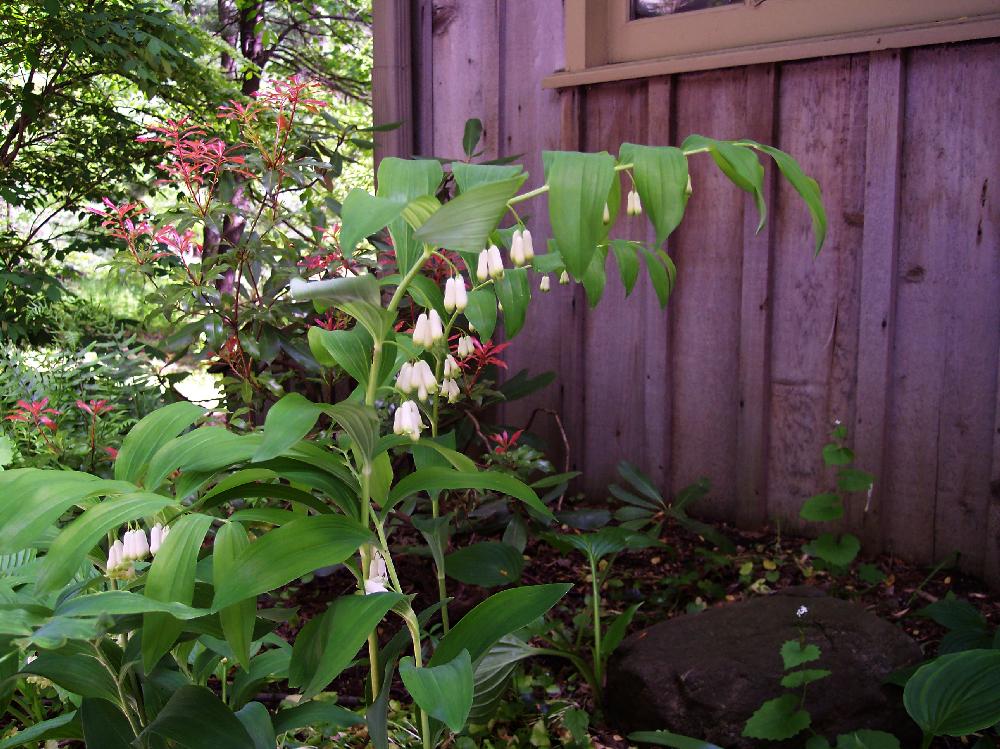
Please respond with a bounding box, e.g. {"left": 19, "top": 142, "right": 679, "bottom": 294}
{"left": 441, "top": 355, "right": 462, "bottom": 403}
{"left": 396, "top": 360, "right": 437, "bottom": 401}
{"left": 106, "top": 524, "right": 167, "bottom": 578}
{"left": 509, "top": 228, "right": 535, "bottom": 267}
{"left": 412, "top": 310, "right": 444, "bottom": 348}
{"left": 476, "top": 245, "right": 504, "bottom": 281}
{"left": 456, "top": 335, "right": 475, "bottom": 358}
{"left": 393, "top": 400, "right": 424, "bottom": 441}
{"left": 365, "top": 550, "right": 390, "bottom": 594}
{"left": 626, "top": 189, "right": 643, "bottom": 216}
{"left": 443, "top": 276, "right": 468, "bottom": 313}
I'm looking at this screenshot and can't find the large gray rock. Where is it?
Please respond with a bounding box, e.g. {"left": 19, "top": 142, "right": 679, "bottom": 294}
{"left": 606, "top": 587, "right": 923, "bottom": 747}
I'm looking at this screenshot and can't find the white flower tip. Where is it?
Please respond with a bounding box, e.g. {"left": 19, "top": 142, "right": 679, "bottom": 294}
{"left": 539, "top": 275, "right": 551, "bottom": 293}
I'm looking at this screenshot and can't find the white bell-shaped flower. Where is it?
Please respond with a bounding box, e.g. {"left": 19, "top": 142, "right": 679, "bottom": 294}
{"left": 394, "top": 400, "right": 424, "bottom": 441}
{"left": 452, "top": 275, "right": 468, "bottom": 312}
{"left": 107, "top": 539, "right": 124, "bottom": 571}
{"left": 413, "top": 313, "right": 431, "bottom": 348}
{"left": 443, "top": 355, "right": 460, "bottom": 379}
{"left": 427, "top": 309, "right": 444, "bottom": 343}
{"left": 442, "top": 378, "right": 461, "bottom": 403}
{"left": 510, "top": 230, "right": 526, "bottom": 267}
{"left": 559, "top": 270, "right": 570, "bottom": 285}
{"left": 411, "top": 360, "right": 437, "bottom": 400}
{"left": 396, "top": 362, "right": 415, "bottom": 393}
{"left": 522, "top": 228, "right": 534, "bottom": 261}
{"left": 476, "top": 249, "right": 490, "bottom": 282}
{"left": 457, "top": 335, "right": 475, "bottom": 358}
{"left": 365, "top": 550, "right": 390, "bottom": 594}
{"left": 627, "top": 189, "right": 642, "bottom": 216}
{"left": 128, "top": 528, "right": 149, "bottom": 561}
{"left": 444, "top": 277, "right": 457, "bottom": 312}
{"left": 539, "top": 275, "right": 551, "bottom": 293}
{"left": 486, "top": 245, "right": 504, "bottom": 279}
{"left": 150, "top": 523, "right": 163, "bottom": 555}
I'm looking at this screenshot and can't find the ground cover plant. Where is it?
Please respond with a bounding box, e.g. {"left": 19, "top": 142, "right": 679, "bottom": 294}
{"left": 0, "top": 92, "right": 865, "bottom": 748}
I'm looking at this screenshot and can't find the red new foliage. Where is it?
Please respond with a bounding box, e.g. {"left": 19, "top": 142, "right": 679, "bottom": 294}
{"left": 6, "top": 398, "right": 60, "bottom": 431}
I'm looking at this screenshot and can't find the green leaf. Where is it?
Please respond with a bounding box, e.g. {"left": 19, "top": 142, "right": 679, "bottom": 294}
{"left": 142, "top": 512, "right": 214, "bottom": 673}
{"left": 781, "top": 668, "right": 832, "bottom": 687}
{"left": 464, "top": 287, "right": 498, "bottom": 340}
{"left": 581, "top": 245, "right": 608, "bottom": 307}
{"left": 55, "top": 591, "right": 208, "bottom": 619}
{"left": 230, "top": 648, "right": 291, "bottom": 709}
{"left": 253, "top": 393, "right": 379, "bottom": 463}
{"left": 462, "top": 118, "right": 484, "bottom": 158}
{"left": 430, "top": 583, "right": 571, "bottom": 666}
{"left": 609, "top": 240, "right": 641, "bottom": 295}
{"left": 80, "top": 698, "right": 135, "bottom": 749}
{"left": 550, "top": 527, "right": 659, "bottom": 564}
{"left": 836, "top": 730, "right": 901, "bottom": 749}
{"left": 307, "top": 325, "right": 374, "bottom": 384}
{"left": 139, "top": 685, "right": 255, "bottom": 749}
{"left": 212, "top": 515, "right": 370, "bottom": 611}
{"left": 618, "top": 461, "right": 663, "bottom": 503}
{"left": 272, "top": 701, "right": 364, "bottom": 734}
{"left": 339, "top": 188, "right": 404, "bottom": 254}
{"left": 377, "top": 158, "right": 444, "bottom": 273}
{"left": 20, "top": 652, "right": 119, "bottom": 703}
{"left": 780, "top": 640, "right": 822, "bottom": 669}
{"left": 603, "top": 602, "right": 642, "bottom": 657}
{"left": 629, "top": 730, "right": 724, "bottom": 749}
{"left": 291, "top": 273, "right": 381, "bottom": 308}
{"left": 215, "top": 522, "right": 255, "bottom": 670}
{"left": 822, "top": 443, "right": 854, "bottom": 466}
{"left": 685, "top": 135, "right": 766, "bottom": 233}
{"left": 388, "top": 467, "right": 552, "bottom": 521}
{"left": 543, "top": 150, "right": 616, "bottom": 279}
{"left": 494, "top": 267, "right": 530, "bottom": 338}
{"left": 642, "top": 248, "right": 677, "bottom": 308}
{"left": 452, "top": 162, "right": 522, "bottom": 192}
{"left": 803, "top": 532, "right": 860, "bottom": 567}
{"left": 800, "top": 493, "right": 844, "bottom": 522}
{"left": 414, "top": 175, "right": 526, "bottom": 252}
{"left": 445, "top": 542, "right": 524, "bottom": 587}
{"left": 751, "top": 142, "right": 827, "bottom": 254}
{"left": 837, "top": 468, "right": 874, "bottom": 493}
{"left": 400, "top": 649, "right": 474, "bottom": 733}
{"left": 742, "top": 693, "right": 811, "bottom": 741}
{"left": 234, "top": 702, "right": 276, "bottom": 749}
{"left": 0, "top": 711, "right": 81, "bottom": 749}
{"left": 37, "top": 492, "right": 177, "bottom": 592}
{"left": 903, "top": 649, "right": 1000, "bottom": 736}
{"left": 619, "top": 143, "right": 690, "bottom": 245}
{"left": 468, "top": 636, "right": 542, "bottom": 723}
{"left": 289, "top": 591, "right": 402, "bottom": 699}
{"left": 115, "top": 401, "right": 205, "bottom": 485}
{"left": 144, "top": 427, "right": 247, "bottom": 491}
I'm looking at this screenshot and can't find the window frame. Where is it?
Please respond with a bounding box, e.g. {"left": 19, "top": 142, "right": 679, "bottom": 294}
{"left": 543, "top": 0, "right": 1000, "bottom": 88}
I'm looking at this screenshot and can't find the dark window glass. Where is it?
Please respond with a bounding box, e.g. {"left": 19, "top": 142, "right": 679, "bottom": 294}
{"left": 634, "top": 0, "right": 742, "bottom": 18}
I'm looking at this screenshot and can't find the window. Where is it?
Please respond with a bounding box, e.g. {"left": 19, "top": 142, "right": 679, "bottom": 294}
{"left": 546, "top": 0, "right": 1000, "bottom": 87}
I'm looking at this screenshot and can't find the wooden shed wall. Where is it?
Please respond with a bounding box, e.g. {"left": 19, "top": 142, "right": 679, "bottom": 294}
{"left": 373, "top": 0, "right": 1000, "bottom": 584}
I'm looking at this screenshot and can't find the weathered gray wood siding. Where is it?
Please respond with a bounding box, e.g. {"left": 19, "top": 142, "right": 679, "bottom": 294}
{"left": 374, "top": 0, "right": 1000, "bottom": 585}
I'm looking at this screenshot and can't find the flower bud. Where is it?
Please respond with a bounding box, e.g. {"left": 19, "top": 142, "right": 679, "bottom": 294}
{"left": 487, "top": 245, "right": 504, "bottom": 279}
{"left": 452, "top": 276, "right": 468, "bottom": 312}
{"left": 443, "top": 277, "right": 457, "bottom": 312}
{"left": 457, "top": 335, "right": 475, "bottom": 358}
{"left": 107, "top": 539, "right": 124, "bottom": 571}
{"left": 427, "top": 309, "right": 444, "bottom": 343}
{"left": 132, "top": 528, "right": 149, "bottom": 560}
{"left": 602, "top": 202, "right": 610, "bottom": 224}
{"left": 150, "top": 523, "right": 163, "bottom": 555}
{"left": 627, "top": 189, "right": 643, "bottom": 216}
{"left": 539, "top": 275, "right": 551, "bottom": 293}
{"left": 413, "top": 313, "right": 431, "bottom": 348}
{"left": 476, "top": 250, "right": 490, "bottom": 282}
{"left": 685, "top": 174, "right": 693, "bottom": 197}
{"left": 510, "top": 230, "right": 526, "bottom": 267}
{"left": 442, "top": 378, "right": 461, "bottom": 403}
{"left": 559, "top": 270, "right": 570, "bottom": 285}
{"left": 444, "top": 355, "right": 460, "bottom": 379}
{"left": 522, "top": 229, "right": 534, "bottom": 261}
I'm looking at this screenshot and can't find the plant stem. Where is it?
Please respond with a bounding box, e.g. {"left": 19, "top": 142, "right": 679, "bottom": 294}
{"left": 920, "top": 734, "right": 933, "bottom": 749}
{"left": 590, "top": 559, "right": 603, "bottom": 688}
{"left": 93, "top": 643, "right": 143, "bottom": 739}
{"left": 431, "top": 496, "right": 450, "bottom": 633}
{"left": 403, "top": 611, "right": 433, "bottom": 749}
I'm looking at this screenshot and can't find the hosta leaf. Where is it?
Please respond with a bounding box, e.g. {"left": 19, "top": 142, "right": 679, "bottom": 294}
{"left": 211, "top": 515, "right": 370, "bottom": 611}
{"left": 903, "top": 649, "right": 1000, "bottom": 736}
{"left": 400, "top": 649, "right": 474, "bottom": 732}
{"left": 543, "top": 150, "right": 616, "bottom": 280}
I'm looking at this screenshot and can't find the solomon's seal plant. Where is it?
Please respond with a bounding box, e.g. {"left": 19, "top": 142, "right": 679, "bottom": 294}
{"left": 0, "top": 124, "right": 825, "bottom": 748}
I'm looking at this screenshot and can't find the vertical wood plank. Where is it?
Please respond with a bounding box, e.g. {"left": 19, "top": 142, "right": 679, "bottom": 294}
{"left": 852, "top": 50, "right": 904, "bottom": 551}
{"left": 430, "top": 0, "right": 500, "bottom": 158}
{"left": 372, "top": 0, "right": 413, "bottom": 165}
{"left": 767, "top": 55, "right": 867, "bottom": 535}
{"left": 925, "top": 42, "right": 1000, "bottom": 576}
{"left": 580, "top": 80, "right": 649, "bottom": 492}
{"left": 494, "top": 0, "right": 568, "bottom": 460}
{"left": 670, "top": 69, "right": 747, "bottom": 519}
{"left": 989, "top": 355, "right": 1000, "bottom": 588}
{"left": 735, "top": 64, "right": 778, "bottom": 527}
{"left": 412, "top": 0, "right": 435, "bottom": 155}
